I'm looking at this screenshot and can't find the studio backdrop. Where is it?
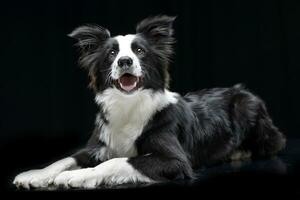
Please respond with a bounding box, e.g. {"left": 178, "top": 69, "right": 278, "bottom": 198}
{"left": 0, "top": 0, "right": 299, "bottom": 190}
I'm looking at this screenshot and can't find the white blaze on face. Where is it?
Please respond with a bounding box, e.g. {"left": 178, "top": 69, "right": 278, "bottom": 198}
{"left": 111, "top": 34, "right": 142, "bottom": 80}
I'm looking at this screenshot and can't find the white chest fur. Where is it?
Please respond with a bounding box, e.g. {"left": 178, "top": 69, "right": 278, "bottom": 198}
{"left": 95, "top": 88, "right": 178, "bottom": 159}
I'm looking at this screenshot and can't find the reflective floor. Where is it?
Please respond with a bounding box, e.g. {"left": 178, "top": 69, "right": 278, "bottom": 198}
{"left": 83, "top": 139, "right": 300, "bottom": 195}
{"left": 2, "top": 139, "right": 300, "bottom": 196}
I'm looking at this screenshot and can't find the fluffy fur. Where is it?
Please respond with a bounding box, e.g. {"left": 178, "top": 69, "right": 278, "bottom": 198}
{"left": 13, "top": 15, "right": 286, "bottom": 189}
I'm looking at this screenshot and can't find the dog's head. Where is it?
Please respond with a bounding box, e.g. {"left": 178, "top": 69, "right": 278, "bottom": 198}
{"left": 69, "top": 15, "right": 176, "bottom": 94}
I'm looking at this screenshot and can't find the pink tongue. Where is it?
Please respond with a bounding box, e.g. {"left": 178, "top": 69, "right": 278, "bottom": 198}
{"left": 119, "top": 74, "right": 138, "bottom": 92}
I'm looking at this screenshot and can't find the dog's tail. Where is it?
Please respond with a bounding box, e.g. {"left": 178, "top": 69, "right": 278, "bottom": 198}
{"left": 244, "top": 99, "right": 286, "bottom": 158}
{"left": 232, "top": 84, "right": 286, "bottom": 158}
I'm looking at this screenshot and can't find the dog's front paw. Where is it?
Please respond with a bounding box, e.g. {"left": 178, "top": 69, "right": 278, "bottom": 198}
{"left": 54, "top": 168, "right": 100, "bottom": 189}
{"left": 13, "top": 169, "right": 56, "bottom": 189}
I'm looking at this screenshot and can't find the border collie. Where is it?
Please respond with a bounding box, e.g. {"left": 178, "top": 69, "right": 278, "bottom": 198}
{"left": 13, "top": 15, "right": 286, "bottom": 189}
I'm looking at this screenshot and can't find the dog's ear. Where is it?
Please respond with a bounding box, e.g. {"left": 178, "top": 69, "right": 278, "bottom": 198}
{"left": 69, "top": 25, "right": 110, "bottom": 91}
{"left": 136, "top": 15, "right": 176, "bottom": 61}
{"left": 136, "top": 15, "right": 176, "bottom": 42}
{"left": 68, "top": 24, "right": 110, "bottom": 56}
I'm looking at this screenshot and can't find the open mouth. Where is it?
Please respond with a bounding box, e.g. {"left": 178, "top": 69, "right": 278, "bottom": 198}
{"left": 114, "top": 73, "right": 142, "bottom": 93}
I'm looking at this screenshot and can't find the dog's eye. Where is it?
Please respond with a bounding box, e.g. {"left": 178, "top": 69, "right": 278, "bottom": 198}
{"left": 136, "top": 48, "right": 145, "bottom": 55}
{"left": 109, "top": 50, "right": 116, "bottom": 56}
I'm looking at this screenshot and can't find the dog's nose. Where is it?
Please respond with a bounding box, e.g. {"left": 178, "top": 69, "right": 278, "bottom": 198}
{"left": 118, "top": 56, "right": 133, "bottom": 68}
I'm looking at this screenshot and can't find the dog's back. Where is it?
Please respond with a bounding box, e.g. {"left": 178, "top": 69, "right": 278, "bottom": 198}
{"left": 183, "top": 84, "right": 286, "bottom": 167}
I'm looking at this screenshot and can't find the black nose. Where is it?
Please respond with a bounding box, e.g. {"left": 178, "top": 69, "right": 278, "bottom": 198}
{"left": 118, "top": 56, "right": 133, "bottom": 68}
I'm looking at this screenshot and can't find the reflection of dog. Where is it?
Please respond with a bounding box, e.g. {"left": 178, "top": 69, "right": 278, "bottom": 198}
{"left": 13, "top": 15, "right": 286, "bottom": 189}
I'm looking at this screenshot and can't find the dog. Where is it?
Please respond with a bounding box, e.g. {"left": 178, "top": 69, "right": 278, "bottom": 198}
{"left": 13, "top": 15, "right": 286, "bottom": 189}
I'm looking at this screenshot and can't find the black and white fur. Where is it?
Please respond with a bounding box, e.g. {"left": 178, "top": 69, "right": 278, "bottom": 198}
{"left": 13, "top": 15, "right": 286, "bottom": 189}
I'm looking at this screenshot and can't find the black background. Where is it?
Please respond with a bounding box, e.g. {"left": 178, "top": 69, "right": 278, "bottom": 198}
{"left": 1, "top": 0, "right": 300, "bottom": 195}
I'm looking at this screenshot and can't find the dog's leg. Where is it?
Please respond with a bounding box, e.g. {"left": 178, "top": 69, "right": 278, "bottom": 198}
{"left": 53, "top": 157, "right": 153, "bottom": 189}
{"left": 53, "top": 153, "right": 193, "bottom": 189}
{"left": 13, "top": 125, "right": 108, "bottom": 190}
{"left": 13, "top": 157, "right": 78, "bottom": 189}
{"left": 53, "top": 133, "right": 193, "bottom": 189}
{"left": 13, "top": 145, "right": 105, "bottom": 189}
